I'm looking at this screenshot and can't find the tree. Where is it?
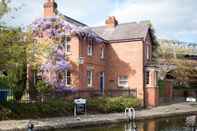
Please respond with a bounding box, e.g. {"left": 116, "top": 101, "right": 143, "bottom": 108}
{"left": 170, "top": 59, "right": 197, "bottom": 88}
{"left": 0, "top": 27, "right": 28, "bottom": 101}
{"left": 0, "top": 0, "right": 9, "bottom": 18}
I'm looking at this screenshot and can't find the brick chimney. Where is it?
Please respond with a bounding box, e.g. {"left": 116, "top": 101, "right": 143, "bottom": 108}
{"left": 43, "top": 0, "right": 57, "bottom": 17}
{"left": 105, "top": 16, "right": 118, "bottom": 28}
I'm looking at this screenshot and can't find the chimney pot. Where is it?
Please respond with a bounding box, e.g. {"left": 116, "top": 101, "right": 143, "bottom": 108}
{"left": 105, "top": 16, "right": 118, "bottom": 28}
{"left": 44, "top": 0, "right": 57, "bottom": 17}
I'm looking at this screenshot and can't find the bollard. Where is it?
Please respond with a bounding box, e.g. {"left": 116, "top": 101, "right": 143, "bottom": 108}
{"left": 27, "top": 121, "right": 34, "bottom": 131}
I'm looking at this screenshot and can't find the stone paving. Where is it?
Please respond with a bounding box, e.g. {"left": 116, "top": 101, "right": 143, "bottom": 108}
{"left": 0, "top": 102, "right": 197, "bottom": 131}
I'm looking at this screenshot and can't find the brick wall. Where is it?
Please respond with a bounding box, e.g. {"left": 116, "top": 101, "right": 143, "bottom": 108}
{"left": 105, "top": 41, "right": 145, "bottom": 101}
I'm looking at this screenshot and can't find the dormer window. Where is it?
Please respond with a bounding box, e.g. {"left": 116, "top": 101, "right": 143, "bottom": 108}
{"left": 146, "top": 45, "right": 150, "bottom": 60}
{"left": 87, "top": 44, "right": 93, "bottom": 56}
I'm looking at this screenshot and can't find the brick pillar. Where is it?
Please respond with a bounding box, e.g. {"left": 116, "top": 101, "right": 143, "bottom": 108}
{"left": 164, "top": 79, "right": 173, "bottom": 99}
{"left": 145, "top": 67, "right": 159, "bottom": 107}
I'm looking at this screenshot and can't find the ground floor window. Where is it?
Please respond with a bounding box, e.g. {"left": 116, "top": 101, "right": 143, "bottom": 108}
{"left": 145, "top": 71, "right": 150, "bottom": 85}
{"left": 65, "top": 70, "right": 71, "bottom": 86}
{"left": 118, "top": 76, "right": 128, "bottom": 88}
{"left": 87, "top": 70, "right": 93, "bottom": 87}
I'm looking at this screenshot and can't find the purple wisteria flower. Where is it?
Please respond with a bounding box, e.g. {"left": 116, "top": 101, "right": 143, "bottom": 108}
{"left": 41, "top": 45, "right": 71, "bottom": 90}
{"left": 30, "top": 16, "right": 104, "bottom": 92}
{"left": 30, "top": 16, "right": 103, "bottom": 43}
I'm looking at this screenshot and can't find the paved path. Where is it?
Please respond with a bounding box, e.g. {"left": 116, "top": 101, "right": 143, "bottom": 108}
{"left": 0, "top": 102, "right": 197, "bottom": 131}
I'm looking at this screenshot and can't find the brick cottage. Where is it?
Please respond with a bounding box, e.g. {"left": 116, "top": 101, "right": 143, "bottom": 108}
{"left": 37, "top": 0, "right": 159, "bottom": 107}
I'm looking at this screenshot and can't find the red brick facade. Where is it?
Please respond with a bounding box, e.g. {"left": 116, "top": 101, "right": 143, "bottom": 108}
{"left": 42, "top": 0, "right": 159, "bottom": 107}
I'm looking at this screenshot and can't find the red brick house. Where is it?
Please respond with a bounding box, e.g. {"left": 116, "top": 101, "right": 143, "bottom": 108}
{"left": 41, "top": 0, "right": 158, "bottom": 107}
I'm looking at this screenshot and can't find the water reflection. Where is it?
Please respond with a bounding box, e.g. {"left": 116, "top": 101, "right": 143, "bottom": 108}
{"left": 54, "top": 115, "right": 197, "bottom": 131}
{"left": 124, "top": 121, "right": 137, "bottom": 131}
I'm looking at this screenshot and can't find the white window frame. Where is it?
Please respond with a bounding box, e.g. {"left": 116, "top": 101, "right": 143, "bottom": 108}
{"left": 64, "top": 38, "right": 71, "bottom": 54}
{"left": 87, "top": 70, "right": 93, "bottom": 87}
{"left": 118, "top": 76, "right": 129, "bottom": 88}
{"left": 87, "top": 44, "right": 93, "bottom": 56}
{"left": 101, "top": 47, "right": 104, "bottom": 59}
{"left": 65, "top": 70, "right": 71, "bottom": 86}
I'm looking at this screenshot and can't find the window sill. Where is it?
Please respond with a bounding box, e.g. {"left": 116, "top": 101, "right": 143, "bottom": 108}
{"left": 66, "top": 52, "right": 72, "bottom": 55}
{"left": 118, "top": 85, "right": 129, "bottom": 88}
{"left": 87, "top": 85, "right": 93, "bottom": 88}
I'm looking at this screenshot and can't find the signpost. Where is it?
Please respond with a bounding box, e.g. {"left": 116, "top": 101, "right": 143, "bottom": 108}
{"left": 74, "top": 98, "right": 86, "bottom": 117}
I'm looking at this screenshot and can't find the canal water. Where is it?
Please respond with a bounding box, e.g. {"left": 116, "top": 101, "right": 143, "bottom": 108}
{"left": 53, "top": 115, "right": 197, "bottom": 131}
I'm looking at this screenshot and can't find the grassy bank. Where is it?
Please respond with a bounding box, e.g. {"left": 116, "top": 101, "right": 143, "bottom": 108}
{"left": 0, "top": 96, "right": 140, "bottom": 120}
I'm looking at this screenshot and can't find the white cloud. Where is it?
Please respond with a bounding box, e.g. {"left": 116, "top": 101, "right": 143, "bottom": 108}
{"left": 109, "top": 0, "right": 197, "bottom": 42}
{"left": 1, "top": 0, "right": 197, "bottom": 42}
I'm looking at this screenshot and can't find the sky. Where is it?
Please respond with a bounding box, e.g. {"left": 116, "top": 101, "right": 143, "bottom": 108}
{"left": 1, "top": 0, "right": 197, "bottom": 43}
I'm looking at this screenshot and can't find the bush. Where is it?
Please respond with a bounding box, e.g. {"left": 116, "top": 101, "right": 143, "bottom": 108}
{"left": 87, "top": 96, "right": 140, "bottom": 113}
{"left": 0, "top": 97, "right": 140, "bottom": 120}
{"left": 36, "top": 80, "right": 53, "bottom": 94}
{"left": 0, "top": 100, "right": 70, "bottom": 120}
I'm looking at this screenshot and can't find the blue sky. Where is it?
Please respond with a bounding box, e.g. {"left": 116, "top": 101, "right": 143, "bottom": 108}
{"left": 1, "top": 0, "right": 197, "bottom": 43}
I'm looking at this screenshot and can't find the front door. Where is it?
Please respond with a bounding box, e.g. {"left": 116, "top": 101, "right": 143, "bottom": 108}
{"left": 99, "top": 72, "right": 105, "bottom": 96}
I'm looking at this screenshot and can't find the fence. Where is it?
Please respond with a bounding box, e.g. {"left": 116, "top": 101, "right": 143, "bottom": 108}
{"left": 34, "top": 88, "right": 137, "bottom": 102}
{"left": 75, "top": 88, "right": 137, "bottom": 98}
{"left": 159, "top": 89, "right": 197, "bottom": 104}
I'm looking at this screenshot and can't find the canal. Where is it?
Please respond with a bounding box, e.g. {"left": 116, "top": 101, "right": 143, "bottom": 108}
{"left": 53, "top": 115, "right": 197, "bottom": 131}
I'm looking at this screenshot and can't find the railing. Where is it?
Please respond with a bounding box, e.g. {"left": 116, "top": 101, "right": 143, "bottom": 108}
{"left": 34, "top": 88, "right": 137, "bottom": 102}
{"left": 74, "top": 88, "right": 137, "bottom": 98}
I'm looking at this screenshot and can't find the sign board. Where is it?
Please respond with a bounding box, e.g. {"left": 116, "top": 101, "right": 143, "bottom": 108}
{"left": 74, "top": 98, "right": 86, "bottom": 116}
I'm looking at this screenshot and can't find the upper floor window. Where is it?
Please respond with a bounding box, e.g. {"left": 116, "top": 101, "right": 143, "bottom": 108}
{"left": 87, "top": 44, "right": 93, "bottom": 56}
{"left": 146, "top": 46, "right": 150, "bottom": 60}
{"left": 64, "top": 38, "right": 71, "bottom": 54}
{"left": 145, "top": 71, "right": 150, "bottom": 85}
{"left": 101, "top": 47, "right": 104, "bottom": 59}
{"left": 65, "top": 70, "right": 71, "bottom": 86}
{"left": 87, "top": 70, "right": 93, "bottom": 87}
{"left": 118, "top": 76, "right": 128, "bottom": 88}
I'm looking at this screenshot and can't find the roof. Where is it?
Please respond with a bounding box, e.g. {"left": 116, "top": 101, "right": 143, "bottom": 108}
{"left": 58, "top": 13, "right": 87, "bottom": 27}
{"left": 91, "top": 22, "right": 150, "bottom": 42}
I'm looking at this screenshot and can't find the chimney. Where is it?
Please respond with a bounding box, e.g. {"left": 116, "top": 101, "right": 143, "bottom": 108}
{"left": 43, "top": 0, "right": 58, "bottom": 17}
{"left": 105, "top": 16, "right": 118, "bottom": 28}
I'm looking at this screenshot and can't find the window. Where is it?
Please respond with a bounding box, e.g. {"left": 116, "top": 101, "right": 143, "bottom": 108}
{"left": 64, "top": 38, "right": 71, "bottom": 54}
{"left": 87, "top": 70, "right": 93, "bottom": 87}
{"left": 101, "top": 47, "right": 104, "bottom": 59}
{"left": 118, "top": 76, "right": 128, "bottom": 88}
{"left": 145, "top": 71, "right": 150, "bottom": 85}
{"left": 87, "top": 44, "right": 93, "bottom": 56}
{"left": 65, "top": 70, "right": 71, "bottom": 86}
{"left": 146, "top": 46, "right": 150, "bottom": 60}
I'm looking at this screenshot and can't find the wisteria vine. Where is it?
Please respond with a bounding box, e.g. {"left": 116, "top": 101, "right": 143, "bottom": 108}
{"left": 30, "top": 16, "right": 103, "bottom": 92}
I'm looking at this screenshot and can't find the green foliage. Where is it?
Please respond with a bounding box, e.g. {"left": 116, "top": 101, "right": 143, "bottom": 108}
{"left": 36, "top": 80, "right": 53, "bottom": 94}
{"left": 0, "top": 27, "right": 29, "bottom": 101}
{"left": 158, "top": 80, "right": 165, "bottom": 96}
{"left": 0, "top": 74, "right": 9, "bottom": 89}
{"left": 0, "top": 0, "right": 9, "bottom": 18}
{"left": 169, "top": 60, "right": 197, "bottom": 88}
{"left": 87, "top": 96, "right": 140, "bottom": 113}
{"left": 0, "top": 100, "right": 69, "bottom": 120}
{"left": 0, "top": 97, "right": 139, "bottom": 120}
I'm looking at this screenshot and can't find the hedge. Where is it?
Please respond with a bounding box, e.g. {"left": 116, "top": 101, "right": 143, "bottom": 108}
{"left": 0, "top": 96, "right": 139, "bottom": 120}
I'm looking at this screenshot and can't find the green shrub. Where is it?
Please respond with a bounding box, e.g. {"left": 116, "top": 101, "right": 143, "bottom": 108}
{"left": 0, "top": 97, "right": 139, "bottom": 120}
{"left": 87, "top": 96, "right": 140, "bottom": 113}
{"left": 36, "top": 80, "right": 53, "bottom": 94}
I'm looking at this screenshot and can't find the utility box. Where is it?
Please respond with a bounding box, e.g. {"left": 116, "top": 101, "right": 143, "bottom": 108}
{"left": 74, "top": 98, "right": 86, "bottom": 117}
